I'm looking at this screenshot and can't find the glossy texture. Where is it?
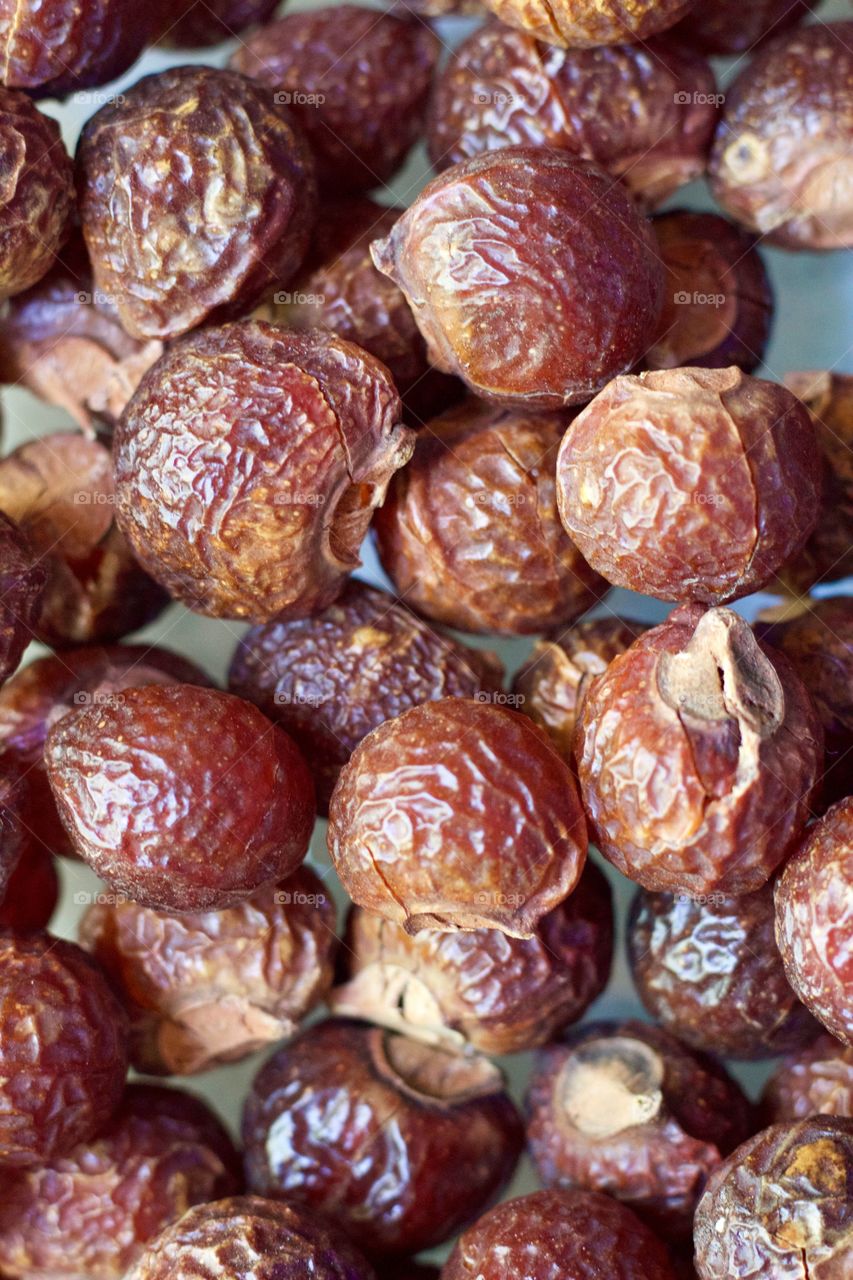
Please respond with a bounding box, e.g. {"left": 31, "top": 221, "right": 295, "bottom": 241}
{"left": 0, "top": 513, "right": 44, "bottom": 685}
{"left": 762, "top": 1035, "right": 853, "bottom": 1123}
{"left": 162, "top": 0, "right": 279, "bottom": 45}
{"left": 114, "top": 322, "right": 413, "bottom": 621}
{"left": 0, "top": 0, "right": 155, "bottom": 96}
{"left": 477, "top": 0, "right": 694, "bottom": 49}
{"left": 328, "top": 697, "right": 588, "bottom": 937}
{"left": 0, "top": 844, "right": 59, "bottom": 931}
{"left": 672, "top": 0, "right": 817, "bottom": 54}
{"left": 242, "top": 1019, "right": 523, "bottom": 1257}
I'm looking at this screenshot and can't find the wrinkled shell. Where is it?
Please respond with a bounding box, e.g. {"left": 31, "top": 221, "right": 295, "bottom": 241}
{"left": 161, "top": 0, "right": 279, "bottom": 46}
{"left": 762, "top": 1035, "right": 853, "bottom": 1123}
{"left": 0, "top": 513, "right": 44, "bottom": 686}
{"left": 0, "top": 0, "right": 154, "bottom": 97}
{"left": 0, "top": 843, "right": 59, "bottom": 931}
{"left": 477, "top": 0, "right": 694, "bottom": 49}
{"left": 672, "top": 0, "right": 817, "bottom": 55}
{"left": 328, "top": 697, "right": 588, "bottom": 938}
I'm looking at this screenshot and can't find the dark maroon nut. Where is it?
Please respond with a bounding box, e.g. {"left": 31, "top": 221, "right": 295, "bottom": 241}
{"left": 113, "top": 322, "right": 414, "bottom": 622}
{"left": 627, "top": 885, "right": 818, "bottom": 1061}
{"left": 79, "top": 866, "right": 337, "bottom": 1075}
{"left": 370, "top": 148, "right": 664, "bottom": 411}
{"left": 78, "top": 66, "right": 316, "bottom": 341}
{"left": 556, "top": 368, "right": 821, "bottom": 604}
{"left": 693, "top": 1118, "right": 853, "bottom": 1280}
{"left": 576, "top": 605, "right": 824, "bottom": 897}
{"left": 427, "top": 28, "right": 717, "bottom": 210}
{"left": 710, "top": 22, "right": 853, "bottom": 251}
{"left": 0, "top": 769, "right": 23, "bottom": 899}
{"left": 647, "top": 211, "right": 773, "bottom": 373}
{"left": 328, "top": 697, "right": 588, "bottom": 938}
{"left": 231, "top": 7, "right": 439, "bottom": 194}
{"left": 228, "top": 581, "right": 503, "bottom": 811}
{"left": 331, "top": 860, "right": 613, "bottom": 1055}
{"left": 671, "top": 0, "right": 817, "bottom": 55}
{"left": 0, "top": 512, "right": 44, "bottom": 685}
{"left": 379, "top": 1264, "right": 439, "bottom": 1280}
{"left": 762, "top": 1035, "right": 853, "bottom": 1124}
{"left": 45, "top": 684, "right": 316, "bottom": 913}
{"left": 0, "top": 843, "right": 59, "bottom": 931}
{"left": 0, "top": 433, "right": 169, "bottom": 648}
{"left": 161, "top": 0, "right": 279, "bottom": 46}
{"left": 775, "top": 798, "right": 853, "bottom": 1046}
{"left": 476, "top": 0, "right": 694, "bottom": 48}
{"left": 0, "top": 931, "right": 129, "bottom": 1168}
{"left": 374, "top": 400, "right": 606, "bottom": 635}
{"left": 242, "top": 1019, "right": 523, "bottom": 1258}
{"left": 0, "top": 1083, "right": 241, "bottom": 1280}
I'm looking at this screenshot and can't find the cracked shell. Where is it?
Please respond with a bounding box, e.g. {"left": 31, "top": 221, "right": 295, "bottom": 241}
{"left": 672, "top": 0, "right": 817, "bottom": 55}
{"left": 762, "top": 1035, "right": 853, "bottom": 1124}
{"left": 0, "top": 512, "right": 44, "bottom": 687}
{"left": 476, "top": 0, "right": 694, "bottom": 49}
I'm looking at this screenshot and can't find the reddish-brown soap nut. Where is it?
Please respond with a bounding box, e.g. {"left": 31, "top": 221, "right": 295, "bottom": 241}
{"left": 556, "top": 368, "right": 821, "bottom": 604}
{"left": 161, "top": 0, "right": 279, "bottom": 46}
{"left": 0, "top": 513, "right": 44, "bottom": 686}
{"left": 647, "top": 211, "right": 774, "bottom": 373}
{"left": 775, "top": 798, "right": 853, "bottom": 1046}
{"left": 693, "top": 1118, "right": 853, "bottom": 1280}
{"left": 672, "top": 0, "right": 817, "bottom": 55}
{"left": 331, "top": 861, "right": 613, "bottom": 1055}
{"left": 80, "top": 866, "right": 337, "bottom": 1075}
{"left": 0, "top": 843, "right": 59, "bottom": 931}
{"left": 0, "top": 434, "right": 169, "bottom": 648}
{"left": 374, "top": 400, "right": 606, "bottom": 635}
{"left": 114, "top": 322, "right": 414, "bottom": 622}
{"left": 442, "top": 1187, "right": 678, "bottom": 1280}
{"left": 0, "top": 1083, "right": 241, "bottom": 1280}
{"left": 427, "top": 27, "right": 718, "bottom": 210}
{"left": 762, "top": 1035, "right": 853, "bottom": 1123}
{"left": 710, "top": 22, "right": 853, "bottom": 251}
{"left": 45, "top": 684, "right": 316, "bottom": 913}
{"left": 242, "top": 1019, "right": 523, "bottom": 1258}
{"left": 0, "top": 931, "right": 129, "bottom": 1168}
{"left": 477, "top": 0, "right": 694, "bottom": 49}
{"left": 328, "top": 697, "right": 588, "bottom": 938}
{"left": 78, "top": 66, "right": 316, "bottom": 341}
{"left": 627, "top": 885, "right": 818, "bottom": 1061}
{"left": 576, "top": 605, "right": 824, "bottom": 897}
{"left": 370, "top": 148, "right": 664, "bottom": 411}
{"left": 229, "top": 580, "right": 503, "bottom": 811}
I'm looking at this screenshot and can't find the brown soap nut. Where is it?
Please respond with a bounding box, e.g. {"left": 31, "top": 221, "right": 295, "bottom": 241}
{"left": 527, "top": 1020, "right": 754, "bottom": 1239}
{"left": 79, "top": 866, "right": 337, "bottom": 1076}
{"left": 476, "top": 0, "right": 694, "bottom": 49}
{"left": 78, "top": 65, "right": 316, "bottom": 341}
{"left": 114, "top": 322, "right": 414, "bottom": 622}
{"left": 370, "top": 147, "right": 664, "bottom": 411}
{"left": 710, "top": 22, "right": 853, "bottom": 251}
{"left": 671, "top": 0, "right": 817, "bottom": 55}
{"left": 374, "top": 399, "right": 606, "bottom": 635}
{"left": 328, "top": 696, "right": 588, "bottom": 938}
{"left": 231, "top": 7, "right": 440, "bottom": 194}
{"left": 331, "top": 861, "right": 613, "bottom": 1055}
{"left": 0, "top": 512, "right": 45, "bottom": 686}
{"left": 228, "top": 580, "right": 503, "bottom": 811}
{"left": 556, "top": 367, "right": 822, "bottom": 604}
{"left": 576, "top": 605, "right": 824, "bottom": 897}
{"left": 242, "top": 1019, "right": 524, "bottom": 1258}
{"left": 160, "top": 0, "right": 279, "bottom": 46}
{"left": 762, "top": 1035, "right": 853, "bottom": 1124}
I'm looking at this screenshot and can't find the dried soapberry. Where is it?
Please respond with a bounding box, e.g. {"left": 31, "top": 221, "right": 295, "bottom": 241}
{"left": 775, "top": 798, "right": 853, "bottom": 1046}
{"left": 45, "top": 684, "right": 315, "bottom": 913}
{"left": 627, "top": 885, "right": 818, "bottom": 1060}
{"left": 370, "top": 148, "right": 664, "bottom": 410}
{"left": 328, "top": 697, "right": 588, "bottom": 938}
{"left": 557, "top": 368, "right": 821, "bottom": 603}
{"left": 476, "top": 0, "right": 694, "bottom": 49}
{"left": 0, "top": 513, "right": 44, "bottom": 686}
{"left": 647, "top": 211, "right": 773, "bottom": 373}
{"left": 229, "top": 581, "right": 502, "bottom": 811}
{"left": 242, "top": 1019, "right": 523, "bottom": 1257}
{"left": 113, "top": 322, "right": 414, "bottom": 621}
{"left": 78, "top": 66, "right": 316, "bottom": 341}
{"left": 427, "top": 28, "right": 717, "bottom": 209}
{"left": 0, "top": 1083, "right": 241, "bottom": 1280}
{"left": 231, "top": 8, "right": 439, "bottom": 194}
{"left": 80, "top": 867, "right": 337, "bottom": 1075}
{"left": 672, "top": 0, "right": 817, "bottom": 55}
{"left": 693, "top": 1118, "right": 853, "bottom": 1280}
{"left": 762, "top": 1035, "right": 853, "bottom": 1123}
{"left": 161, "top": 0, "right": 279, "bottom": 46}
{"left": 527, "top": 1021, "right": 753, "bottom": 1238}
{"left": 0, "top": 932, "right": 128, "bottom": 1167}
{"left": 710, "top": 22, "right": 853, "bottom": 251}
{"left": 576, "top": 606, "right": 823, "bottom": 896}
{"left": 331, "top": 861, "right": 613, "bottom": 1055}
{"left": 0, "top": 843, "right": 59, "bottom": 931}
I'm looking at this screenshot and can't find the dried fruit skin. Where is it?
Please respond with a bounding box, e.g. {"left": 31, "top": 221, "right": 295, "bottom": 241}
{"left": 78, "top": 66, "right": 316, "bottom": 341}
{"left": 709, "top": 22, "right": 853, "bottom": 251}
{"left": 0, "top": 843, "right": 58, "bottom": 931}
{"left": 477, "top": 0, "right": 693, "bottom": 48}
{"left": 242, "top": 1019, "right": 523, "bottom": 1257}
{"left": 762, "top": 1035, "right": 853, "bottom": 1124}
{"left": 671, "top": 0, "right": 817, "bottom": 55}
{"left": 114, "top": 322, "right": 413, "bottom": 622}
{"left": 331, "top": 861, "right": 613, "bottom": 1055}
{"left": 775, "top": 798, "right": 853, "bottom": 1046}
{"left": 693, "top": 1118, "right": 853, "bottom": 1280}
{"left": 45, "top": 684, "right": 316, "bottom": 913}
{"left": 0, "top": 1083, "right": 241, "bottom": 1280}
{"left": 0, "top": 931, "right": 129, "bottom": 1168}
{"left": 0, "top": 0, "right": 154, "bottom": 97}
{"left": 0, "top": 513, "right": 44, "bottom": 686}
{"left": 80, "top": 866, "right": 337, "bottom": 1075}
{"left": 628, "top": 885, "right": 818, "bottom": 1060}
{"left": 370, "top": 148, "right": 664, "bottom": 410}
{"left": 576, "top": 606, "right": 824, "bottom": 896}
{"left": 161, "top": 0, "right": 279, "bottom": 46}
{"left": 229, "top": 581, "right": 503, "bottom": 810}
{"left": 556, "top": 368, "right": 821, "bottom": 604}
{"left": 328, "top": 697, "right": 588, "bottom": 938}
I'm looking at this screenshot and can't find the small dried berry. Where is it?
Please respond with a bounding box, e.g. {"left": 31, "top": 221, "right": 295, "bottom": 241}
{"left": 0, "top": 0, "right": 155, "bottom": 97}
{"left": 161, "top": 0, "right": 279, "bottom": 46}
{"left": 0, "top": 843, "right": 58, "bottom": 931}
{"left": 476, "top": 0, "right": 694, "bottom": 49}
{"left": 762, "top": 1035, "right": 853, "bottom": 1123}
{"left": 0, "top": 512, "right": 44, "bottom": 685}
{"left": 672, "top": 0, "right": 817, "bottom": 55}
